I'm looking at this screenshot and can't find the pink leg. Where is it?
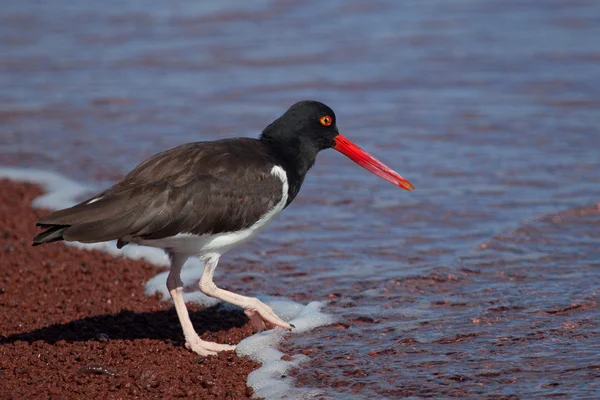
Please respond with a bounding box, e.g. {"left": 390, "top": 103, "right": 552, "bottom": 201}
{"left": 199, "top": 254, "right": 292, "bottom": 331}
{"left": 166, "top": 253, "right": 235, "bottom": 355}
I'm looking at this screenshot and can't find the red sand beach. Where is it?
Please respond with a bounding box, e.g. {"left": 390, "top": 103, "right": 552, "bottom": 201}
{"left": 0, "top": 179, "right": 262, "bottom": 399}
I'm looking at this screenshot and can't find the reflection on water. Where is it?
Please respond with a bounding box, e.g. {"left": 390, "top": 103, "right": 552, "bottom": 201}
{"left": 2, "top": 0, "right": 599, "bottom": 397}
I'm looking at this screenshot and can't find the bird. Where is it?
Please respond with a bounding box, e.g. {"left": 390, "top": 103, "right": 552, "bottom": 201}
{"left": 33, "top": 100, "right": 414, "bottom": 356}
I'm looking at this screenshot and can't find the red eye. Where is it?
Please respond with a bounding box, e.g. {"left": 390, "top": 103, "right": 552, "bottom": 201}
{"left": 319, "top": 115, "right": 332, "bottom": 126}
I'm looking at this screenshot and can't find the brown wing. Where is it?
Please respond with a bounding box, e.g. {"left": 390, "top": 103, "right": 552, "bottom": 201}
{"left": 34, "top": 138, "right": 284, "bottom": 245}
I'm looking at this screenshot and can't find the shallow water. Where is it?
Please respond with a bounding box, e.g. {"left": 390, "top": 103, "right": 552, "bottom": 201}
{"left": 2, "top": 0, "right": 599, "bottom": 398}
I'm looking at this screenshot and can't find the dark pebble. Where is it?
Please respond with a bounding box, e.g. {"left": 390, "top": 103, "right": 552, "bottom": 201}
{"left": 95, "top": 333, "right": 110, "bottom": 342}
{"left": 76, "top": 363, "right": 118, "bottom": 377}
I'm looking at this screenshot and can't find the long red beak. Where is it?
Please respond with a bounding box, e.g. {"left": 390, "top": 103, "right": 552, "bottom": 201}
{"left": 333, "top": 134, "right": 415, "bottom": 191}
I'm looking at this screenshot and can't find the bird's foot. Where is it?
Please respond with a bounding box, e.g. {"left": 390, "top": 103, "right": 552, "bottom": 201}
{"left": 244, "top": 298, "right": 292, "bottom": 331}
{"left": 184, "top": 335, "right": 236, "bottom": 356}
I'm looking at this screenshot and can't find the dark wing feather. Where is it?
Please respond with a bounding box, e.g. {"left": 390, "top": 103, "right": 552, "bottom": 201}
{"left": 34, "top": 138, "right": 284, "bottom": 246}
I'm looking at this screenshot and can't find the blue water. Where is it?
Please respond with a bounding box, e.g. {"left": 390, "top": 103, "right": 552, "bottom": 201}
{"left": 2, "top": 0, "right": 599, "bottom": 398}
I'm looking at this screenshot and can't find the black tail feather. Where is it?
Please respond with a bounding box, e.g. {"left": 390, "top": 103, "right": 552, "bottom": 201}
{"left": 32, "top": 225, "right": 69, "bottom": 246}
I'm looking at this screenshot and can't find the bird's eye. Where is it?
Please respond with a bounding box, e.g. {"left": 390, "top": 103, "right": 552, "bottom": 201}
{"left": 319, "top": 115, "right": 332, "bottom": 127}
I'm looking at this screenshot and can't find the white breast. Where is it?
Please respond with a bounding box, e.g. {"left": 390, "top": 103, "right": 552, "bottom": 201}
{"left": 135, "top": 165, "right": 289, "bottom": 256}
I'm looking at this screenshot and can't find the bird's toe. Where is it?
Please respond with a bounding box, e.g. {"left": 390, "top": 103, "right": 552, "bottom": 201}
{"left": 184, "top": 337, "right": 235, "bottom": 356}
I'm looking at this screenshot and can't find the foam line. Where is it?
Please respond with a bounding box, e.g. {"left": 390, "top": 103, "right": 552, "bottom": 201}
{"left": 0, "top": 167, "right": 335, "bottom": 399}
{"left": 237, "top": 300, "right": 333, "bottom": 399}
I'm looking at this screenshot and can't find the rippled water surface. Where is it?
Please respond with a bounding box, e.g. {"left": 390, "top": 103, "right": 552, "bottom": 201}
{"left": 2, "top": 0, "right": 599, "bottom": 398}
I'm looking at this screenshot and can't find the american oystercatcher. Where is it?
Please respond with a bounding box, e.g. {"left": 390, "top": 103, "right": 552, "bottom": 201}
{"left": 33, "top": 100, "right": 414, "bottom": 356}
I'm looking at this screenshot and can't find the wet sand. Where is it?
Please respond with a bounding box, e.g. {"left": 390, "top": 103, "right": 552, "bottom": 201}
{"left": 0, "top": 179, "right": 260, "bottom": 399}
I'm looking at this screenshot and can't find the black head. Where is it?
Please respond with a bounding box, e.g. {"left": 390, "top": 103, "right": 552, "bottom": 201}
{"left": 260, "top": 100, "right": 340, "bottom": 154}
{"left": 260, "top": 100, "right": 415, "bottom": 192}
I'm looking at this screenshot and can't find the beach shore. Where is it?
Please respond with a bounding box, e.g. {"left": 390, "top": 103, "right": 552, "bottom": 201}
{"left": 0, "top": 179, "right": 262, "bottom": 399}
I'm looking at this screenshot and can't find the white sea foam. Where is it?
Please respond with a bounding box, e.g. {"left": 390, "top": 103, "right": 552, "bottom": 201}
{"left": 237, "top": 300, "right": 333, "bottom": 399}
{"left": 0, "top": 167, "right": 334, "bottom": 399}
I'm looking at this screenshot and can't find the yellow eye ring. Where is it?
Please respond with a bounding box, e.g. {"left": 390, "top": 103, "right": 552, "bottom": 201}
{"left": 319, "top": 115, "right": 333, "bottom": 127}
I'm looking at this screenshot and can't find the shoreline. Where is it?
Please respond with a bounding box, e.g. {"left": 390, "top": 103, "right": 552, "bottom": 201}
{"left": 0, "top": 179, "right": 262, "bottom": 399}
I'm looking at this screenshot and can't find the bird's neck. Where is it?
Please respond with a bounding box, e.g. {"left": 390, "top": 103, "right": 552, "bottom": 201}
{"left": 259, "top": 131, "right": 318, "bottom": 206}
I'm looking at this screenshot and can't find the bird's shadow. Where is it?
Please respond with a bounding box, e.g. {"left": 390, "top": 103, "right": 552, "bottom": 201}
{"left": 0, "top": 305, "right": 248, "bottom": 346}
